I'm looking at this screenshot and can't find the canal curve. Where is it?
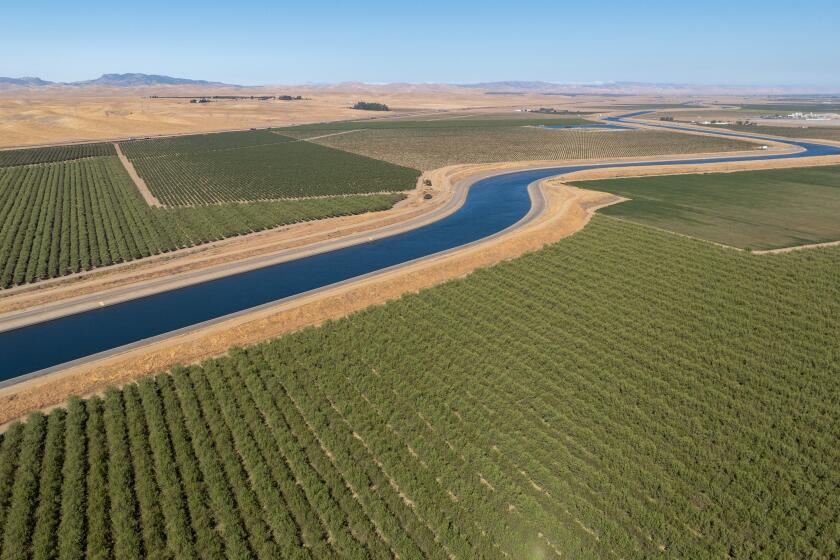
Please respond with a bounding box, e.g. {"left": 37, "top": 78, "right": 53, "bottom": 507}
{"left": 2, "top": 113, "right": 839, "bottom": 384}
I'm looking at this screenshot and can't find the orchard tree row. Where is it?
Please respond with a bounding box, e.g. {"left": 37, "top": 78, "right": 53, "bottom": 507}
{"left": 0, "top": 157, "right": 403, "bottom": 288}
{"left": 1, "top": 217, "right": 838, "bottom": 558}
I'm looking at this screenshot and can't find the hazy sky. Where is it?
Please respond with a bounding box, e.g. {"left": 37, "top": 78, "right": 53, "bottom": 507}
{"left": 3, "top": 0, "right": 839, "bottom": 87}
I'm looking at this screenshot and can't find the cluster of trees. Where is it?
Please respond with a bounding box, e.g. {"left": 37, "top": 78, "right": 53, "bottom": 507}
{"left": 154, "top": 95, "right": 303, "bottom": 101}
{"left": 188, "top": 96, "right": 304, "bottom": 104}
{"left": 526, "top": 107, "right": 573, "bottom": 114}
{"left": 352, "top": 101, "right": 390, "bottom": 111}
{"left": 0, "top": 156, "right": 403, "bottom": 287}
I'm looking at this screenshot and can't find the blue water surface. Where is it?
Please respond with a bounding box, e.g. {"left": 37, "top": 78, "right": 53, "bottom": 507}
{"left": 2, "top": 113, "right": 838, "bottom": 382}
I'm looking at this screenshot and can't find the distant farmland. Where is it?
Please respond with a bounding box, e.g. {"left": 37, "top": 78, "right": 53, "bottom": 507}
{"left": 278, "top": 116, "right": 597, "bottom": 131}
{"left": 121, "top": 131, "right": 421, "bottom": 206}
{"left": 739, "top": 102, "right": 840, "bottom": 113}
{"left": 711, "top": 124, "right": 840, "bottom": 142}
{"left": 2, "top": 217, "right": 838, "bottom": 558}
{"left": 0, "top": 142, "right": 115, "bottom": 167}
{"left": 292, "top": 126, "right": 757, "bottom": 170}
{"left": 573, "top": 164, "right": 840, "bottom": 249}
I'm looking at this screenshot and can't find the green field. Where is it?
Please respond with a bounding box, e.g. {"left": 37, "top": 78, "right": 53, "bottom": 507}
{"left": 433, "top": 111, "right": 591, "bottom": 120}
{"left": 0, "top": 143, "right": 116, "bottom": 168}
{"left": 0, "top": 157, "right": 403, "bottom": 287}
{"left": 711, "top": 123, "right": 840, "bottom": 142}
{"left": 572, "top": 165, "right": 840, "bottom": 249}
{"left": 122, "top": 132, "right": 420, "bottom": 206}
{"left": 1, "top": 217, "right": 837, "bottom": 558}
{"left": 292, "top": 126, "right": 757, "bottom": 170}
{"left": 279, "top": 116, "right": 596, "bottom": 132}
{"left": 589, "top": 103, "right": 704, "bottom": 110}
{"left": 119, "top": 130, "right": 289, "bottom": 158}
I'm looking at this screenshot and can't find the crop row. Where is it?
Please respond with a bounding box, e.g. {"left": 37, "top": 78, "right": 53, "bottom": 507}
{"left": 0, "top": 143, "right": 115, "bottom": 168}
{"left": 123, "top": 135, "right": 420, "bottom": 206}
{"left": 0, "top": 360, "right": 446, "bottom": 558}
{"left": 1, "top": 217, "right": 838, "bottom": 557}
{"left": 0, "top": 157, "right": 403, "bottom": 287}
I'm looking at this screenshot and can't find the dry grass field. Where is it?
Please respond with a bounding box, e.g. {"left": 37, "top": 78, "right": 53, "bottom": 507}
{"left": 0, "top": 94, "right": 357, "bottom": 148}
{"left": 0, "top": 87, "right": 601, "bottom": 148}
{"left": 290, "top": 126, "right": 758, "bottom": 170}
{"left": 0, "top": 88, "right": 477, "bottom": 148}
{"left": 0, "top": 85, "right": 757, "bottom": 149}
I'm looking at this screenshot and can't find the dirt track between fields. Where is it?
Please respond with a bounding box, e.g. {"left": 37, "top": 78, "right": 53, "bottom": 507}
{"left": 113, "top": 142, "right": 162, "bottom": 207}
{"left": 753, "top": 239, "right": 840, "bottom": 254}
{"left": 2, "top": 127, "right": 840, "bottom": 426}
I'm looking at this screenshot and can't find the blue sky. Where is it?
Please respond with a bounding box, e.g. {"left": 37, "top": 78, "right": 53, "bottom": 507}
{"left": 3, "top": 0, "right": 839, "bottom": 87}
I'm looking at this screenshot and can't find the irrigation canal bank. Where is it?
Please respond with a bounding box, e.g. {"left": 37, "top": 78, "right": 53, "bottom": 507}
{"left": 2, "top": 114, "right": 839, "bottom": 384}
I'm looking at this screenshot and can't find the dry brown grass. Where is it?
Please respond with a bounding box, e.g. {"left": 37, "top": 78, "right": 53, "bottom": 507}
{"left": 0, "top": 87, "right": 778, "bottom": 149}
{"left": 0, "top": 94, "right": 358, "bottom": 147}
{"left": 0, "top": 87, "right": 612, "bottom": 148}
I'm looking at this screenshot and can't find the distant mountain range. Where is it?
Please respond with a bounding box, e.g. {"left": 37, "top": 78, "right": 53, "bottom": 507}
{"left": 0, "top": 75, "right": 836, "bottom": 95}
{"left": 295, "top": 80, "right": 840, "bottom": 96}
{"left": 0, "top": 73, "right": 237, "bottom": 88}
{"left": 75, "top": 73, "right": 232, "bottom": 87}
{"left": 0, "top": 76, "right": 54, "bottom": 86}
